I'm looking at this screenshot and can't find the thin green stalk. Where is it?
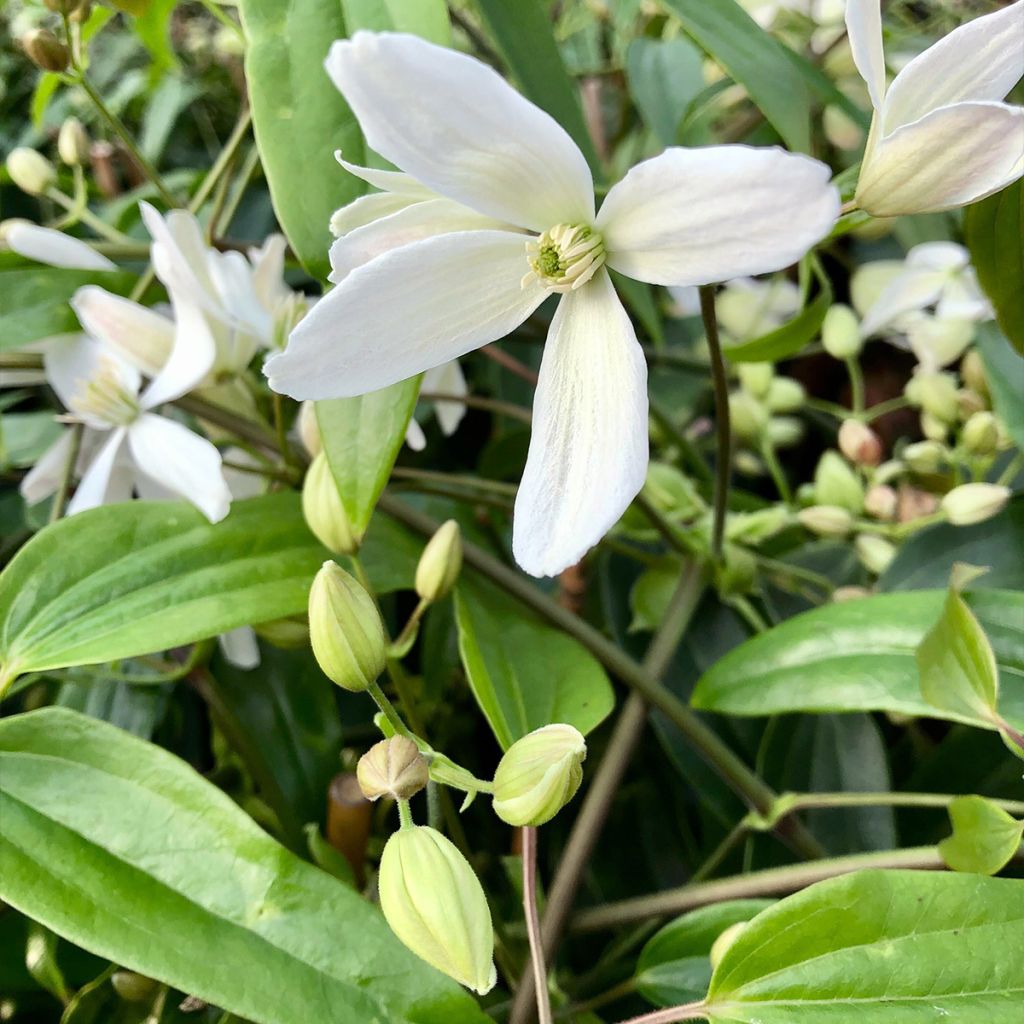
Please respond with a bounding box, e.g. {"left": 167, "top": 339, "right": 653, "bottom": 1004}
{"left": 49, "top": 422, "right": 83, "bottom": 523}
{"left": 690, "top": 823, "right": 748, "bottom": 883}
{"left": 556, "top": 978, "right": 637, "bottom": 1019}
{"left": 759, "top": 441, "right": 792, "bottom": 504}
{"left": 365, "top": 679, "right": 413, "bottom": 739}
{"left": 997, "top": 452, "right": 1024, "bottom": 487}
{"left": 729, "top": 596, "right": 770, "bottom": 634}
{"left": 215, "top": 144, "right": 261, "bottom": 236}
{"left": 773, "top": 790, "right": 1024, "bottom": 819}
{"left": 45, "top": 187, "right": 134, "bottom": 243}
{"left": 699, "top": 285, "right": 731, "bottom": 562}
{"left": 522, "top": 826, "right": 554, "bottom": 1024}
{"left": 846, "top": 356, "right": 866, "bottom": 415}
{"left": 397, "top": 799, "right": 415, "bottom": 830}
{"left": 390, "top": 467, "right": 517, "bottom": 496}
{"left": 862, "top": 395, "right": 909, "bottom": 421}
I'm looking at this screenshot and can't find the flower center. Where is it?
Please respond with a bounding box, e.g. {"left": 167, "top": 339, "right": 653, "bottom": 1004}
{"left": 523, "top": 224, "right": 606, "bottom": 293}
{"left": 70, "top": 358, "right": 140, "bottom": 426}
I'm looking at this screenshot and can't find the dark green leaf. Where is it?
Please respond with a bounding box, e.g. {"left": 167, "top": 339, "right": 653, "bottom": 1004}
{"left": 626, "top": 36, "right": 704, "bottom": 145}
{"left": 940, "top": 795, "right": 1024, "bottom": 876}
{"left": 340, "top": 0, "right": 449, "bottom": 40}
{"left": 976, "top": 324, "right": 1024, "bottom": 449}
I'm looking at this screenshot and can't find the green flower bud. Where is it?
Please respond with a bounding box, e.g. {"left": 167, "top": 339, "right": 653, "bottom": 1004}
{"left": 957, "top": 388, "right": 986, "bottom": 420}
{"left": 961, "top": 411, "right": 998, "bottom": 456}
{"left": 822, "top": 303, "right": 862, "bottom": 359}
{"left": 729, "top": 391, "right": 768, "bottom": 445}
{"left": 814, "top": 450, "right": 864, "bottom": 513}
{"left": 941, "top": 483, "right": 1011, "bottom": 526}
{"left": 737, "top": 362, "right": 774, "bottom": 398}
{"left": 960, "top": 350, "right": 989, "bottom": 400}
{"left": 725, "top": 506, "right": 790, "bottom": 544}
{"left": 302, "top": 451, "right": 359, "bottom": 555}
{"left": 415, "top": 519, "right": 462, "bottom": 603}
{"left": 308, "top": 561, "right": 386, "bottom": 692}
{"left": 920, "top": 410, "right": 949, "bottom": 442}
{"left": 492, "top": 724, "right": 586, "bottom": 827}
{"left": 911, "top": 372, "right": 959, "bottom": 423}
{"left": 357, "top": 736, "right": 429, "bottom": 802}
{"left": 797, "top": 505, "right": 853, "bottom": 538}
{"left": 855, "top": 534, "right": 896, "bottom": 576}
{"left": 379, "top": 825, "right": 496, "bottom": 994}
{"left": 765, "top": 377, "right": 805, "bottom": 414}
{"left": 111, "top": 971, "right": 158, "bottom": 1003}
{"left": 864, "top": 484, "right": 897, "bottom": 521}
{"left": 642, "top": 462, "right": 702, "bottom": 517}
{"left": 253, "top": 614, "right": 308, "bottom": 649}
{"left": 6, "top": 148, "right": 57, "bottom": 196}
{"left": 838, "top": 419, "right": 882, "bottom": 467}
{"left": 22, "top": 28, "right": 70, "bottom": 72}
{"left": 902, "top": 440, "right": 946, "bottom": 474}
{"left": 766, "top": 415, "right": 803, "bottom": 449}
{"left": 44, "top": 0, "right": 80, "bottom": 12}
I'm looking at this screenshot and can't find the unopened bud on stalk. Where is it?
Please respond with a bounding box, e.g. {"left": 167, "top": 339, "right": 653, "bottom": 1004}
{"left": 798, "top": 505, "right": 853, "bottom": 538}
{"left": 814, "top": 450, "right": 864, "bottom": 513}
{"left": 920, "top": 411, "right": 948, "bottom": 442}
{"left": 378, "top": 825, "right": 496, "bottom": 994}
{"left": 958, "top": 388, "right": 986, "bottom": 420}
{"left": 864, "top": 484, "right": 897, "bottom": 521}
{"left": 298, "top": 400, "right": 322, "bottom": 457}
{"left": 838, "top": 419, "right": 882, "bottom": 467}
{"left": 941, "top": 483, "right": 1011, "bottom": 526}
{"left": 415, "top": 519, "right": 462, "bottom": 603}
{"left": 302, "top": 451, "right": 359, "bottom": 555}
{"left": 111, "top": 972, "right": 158, "bottom": 1003}
{"left": 961, "top": 350, "right": 989, "bottom": 400}
{"left": 357, "top": 736, "right": 429, "bottom": 802}
{"left": 22, "top": 28, "right": 69, "bottom": 72}
{"left": 855, "top": 534, "right": 896, "bottom": 575}
{"left": 765, "top": 377, "right": 805, "bottom": 414}
{"left": 766, "top": 416, "right": 803, "bottom": 449}
{"left": 43, "top": 0, "right": 80, "bottom": 12}
{"left": 737, "top": 362, "right": 773, "bottom": 399}
{"left": 903, "top": 440, "right": 946, "bottom": 474}
{"left": 729, "top": 391, "right": 768, "bottom": 444}
{"left": 715, "top": 544, "right": 757, "bottom": 596}
{"left": 69, "top": 0, "right": 93, "bottom": 21}
{"left": 58, "top": 117, "right": 90, "bottom": 167}
{"left": 910, "top": 372, "right": 959, "bottom": 423}
{"left": 492, "top": 724, "right": 586, "bottom": 827}
{"left": 6, "top": 148, "right": 57, "bottom": 196}
{"left": 308, "top": 561, "right": 386, "bottom": 692}
{"left": 822, "top": 303, "right": 862, "bottom": 359}
{"left": 961, "top": 412, "right": 999, "bottom": 456}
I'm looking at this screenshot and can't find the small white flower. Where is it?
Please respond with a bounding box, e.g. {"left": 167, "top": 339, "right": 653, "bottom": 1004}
{"left": 266, "top": 32, "right": 838, "bottom": 576}
{"left": 847, "top": 0, "right": 1024, "bottom": 216}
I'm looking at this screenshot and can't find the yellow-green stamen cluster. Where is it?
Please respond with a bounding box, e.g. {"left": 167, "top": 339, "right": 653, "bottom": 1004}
{"left": 523, "top": 223, "right": 606, "bottom": 293}
{"left": 71, "top": 359, "right": 140, "bottom": 426}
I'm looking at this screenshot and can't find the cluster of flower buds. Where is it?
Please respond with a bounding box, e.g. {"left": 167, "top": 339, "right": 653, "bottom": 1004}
{"left": 729, "top": 360, "right": 806, "bottom": 475}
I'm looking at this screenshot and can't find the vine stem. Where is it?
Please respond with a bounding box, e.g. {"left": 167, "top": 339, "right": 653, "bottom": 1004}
{"left": 617, "top": 1004, "right": 709, "bottom": 1024}
{"left": 49, "top": 422, "right": 83, "bottom": 523}
{"left": 846, "top": 356, "right": 866, "bottom": 415}
{"left": 699, "top": 285, "right": 730, "bottom": 562}
{"left": 522, "top": 827, "right": 553, "bottom": 1024}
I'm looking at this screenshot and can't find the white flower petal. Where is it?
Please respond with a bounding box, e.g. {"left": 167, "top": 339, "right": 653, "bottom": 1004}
{"left": 404, "top": 418, "right": 427, "bottom": 452}
{"left": 856, "top": 101, "right": 1024, "bottom": 216}
{"left": 904, "top": 242, "right": 969, "bottom": 273}
{"left": 71, "top": 285, "right": 175, "bottom": 377}
{"left": 128, "top": 413, "right": 231, "bottom": 522}
{"left": 207, "top": 250, "right": 273, "bottom": 342}
{"left": 45, "top": 333, "right": 140, "bottom": 426}
{"left": 905, "top": 316, "right": 974, "bottom": 372}
{"left": 936, "top": 272, "right": 991, "bottom": 322}
{"left": 20, "top": 430, "right": 73, "bottom": 505}
{"left": 140, "top": 201, "right": 217, "bottom": 303}
{"left": 67, "top": 428, "right": 132, "bottom": 515}
{"left": 328, "top": 198, "right": 510, "bottom": 282}
{"left": 845, "top": 0, "right": 887, "bottom": 110}
{"left": 334, "top": 151, "right": 437, "bottom": 196}
{"left": 329, "top": 192, "right": 423, "bottom": 238}
{"left": 882, "top": 1, "right": 1024, "bottom": 132}
{"left": 512, "top": 271, "right": 648, "bottom": 578}
{"left": 597, "top": 146, "right": 838, "bottom": 286}
{"left": 266, "top": 230, "right": 547, "bottom": 400}
{"left": 219, "top": 626, "right": 261, "bottom": 670}
{"left": 426, "top": 359, "right": 468, "bottom": 437}
{"left": 324, "top": 32, "right": 594, "bottom": 231}
{"left": 140, "top": 293, "right": 217, "bottom": 409}
{"left": 6, "top": 223, "right": 116, "bottom": 270}
{"left": 859, "top": 268, "right": 946, "bottom": 338}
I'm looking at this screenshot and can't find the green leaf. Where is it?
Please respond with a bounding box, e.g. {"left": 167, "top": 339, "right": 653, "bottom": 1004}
{"left": 340, "top": 0, "right": 450, "bottom": 41}
{"left": 315, "top": 376, "right": 421, "bottom": 538}
{"left": 626, "top": 36, "right": 704, "bottom": 146}
{"left": 0, "top": 412, "right": 63, "bottom": 470}
{"left": 0, "top": 707, "right": 488, "bottom": 1024}
{"left": 940, "top": 795, "right": 1024, "bottom": 876}
{"left": 454, "top": 576, "right": 614, "bottom": 750}
{"left": 662, "top": 0, "right": 812, "bottom": 153}
{"left": 0, "top": 494, "right": 325, "bottom": 684}
{"left": 692, "top": 589, "right": 1024, "bottom": 733}
{"left": 704, "top": 870, "right": 1024, "bottom": 1021}
{"left": 976, "top": 324, "right": 1024, "bottom": 450}
{"left": 239, "top": 0, "right": 365, "bottom": 278}
{"left": 965, "top": 179, "right": 1024, "bottom": 355}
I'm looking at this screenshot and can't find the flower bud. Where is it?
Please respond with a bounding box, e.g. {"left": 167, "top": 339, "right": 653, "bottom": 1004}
{"left": 814, "top": 450, "right": 864, "bottom": 513}
{"left": 415, "top": 519, "right": 462, "bottom": 603}
{"left": 855, "top": 534, "right": 896, "bottom": 575}
{"left": 729, "top": 391, "right": 768, "bottom": 444}
{"left": 765, "top": 377, "right": 805, "bottom": 414}
{"left": 715, "top": 544, "right": 757, "bottom": 597}
{"left": 43, "top": 0, "right": 80, "bottom": 11}
{"left": 737, "top": 362, "right": 773, "bottom": 398}
{"left": 253, "top": 614, "right": 308, "bottom": 649}
{"left": 57, "top": 117, "right": 89, "bottom": 167}
{"left": 111, "top": 971, "right": 158, "bottom": 1003}
{"left": 961, "top": 411, "right": 998, "bottom": 456}
{"left": 822, "top": 303, "right": 862, "bottom": 359}
{"left": 22, "top": 28, "right": 69, "bottom": 72}
{"left": 961, "top": 350, "right": 989, "bottom": 400}
{"left": 379, "top": 825, "right": 496, "bottom": 994}
{"left": 302, "top": 451, "right": 359, "bottom": 555}
{"left": 6, "top": 148, "right": 57, "bottom": 196}
{"left": 308, "top": 561, "right": 386, "bottom": 692}
{"left": 766, "top": 415, "right": 803, "bottom": 449}
{"left": 902, "top": 440, "right": 946, "bottom": 474}
{"left": 298, "top": 400, "right": 322, "bottom": 457}
{"left": 941, "top": 483, "right": 1011, "bottom": 526}
{"left": 357, "top": 736, "right": 429, "bottom": 802}
{"left": 920, "top": 411, "right": 948, "bottom": 441}
{"left": 492, "top": 724, "right": 586, "bottom": 827}
{"left": 957, "top": 388, "right": 986, "bottom": 420}
{"left": 912, "top": 372, "right": 959, "bottom": 423}
{"left": 838, "top": 419, "right": 882, "bottom": 467}
{"left": 864, "top": 484, "right": 897, "bottom": 521}
{"left": 797, "top": 505, "right": 853, "bottom": 538}
{"left": 70, "top": 0, "right": 93, "bottom": 22}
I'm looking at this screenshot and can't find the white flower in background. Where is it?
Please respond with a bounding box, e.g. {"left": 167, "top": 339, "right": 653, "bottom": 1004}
{"left": 3, "top": 221, "right": 116, "bottom": 270}
{"left": 846, "top": 0, "right": 1024, "bottom": 216}
{"left": 266, "top": 32, "right": 838, "bottom": 576}
{"left": 715, "top": 276, "right": 800, "bottom": 342}
{"left": 405, "top": 360, "right": 468, "bottom": 452}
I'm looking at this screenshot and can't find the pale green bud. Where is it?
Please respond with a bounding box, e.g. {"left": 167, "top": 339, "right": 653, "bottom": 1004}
{"left": 960, "top": 350, "right": 989, "bottom": 400}
{"left": 737, "top": 362, "right": 774, "bottom": 398}
{"left": 765, "top": 377, "right": 805, "bottom": 414}
{"left": 726, "top": 506, "right": 790, "bottom": 544}
{"left": 253, "top": 614, "right": 308, "bottom": 649}
{"left": 838, "top": 419, "right": 882, "bottom": 467}
{"left": 766, "top": 415, "right": 803, "bottom": 449}
{"left": 798, "top": 505, "right": 853, "bottom": 538}
{"left": 920, "top": 410, "right": 949, "bottom": 442}
{"left": 111, "top": 971, "right": 157, "bottom": 1003}
{"left": 492, "top": 724, "right": 586, "bottom": 827}
{"left": 379, "top": 825, "right": 496, "bottom": 994}
{"left": 642, "top": 462, "right": 702, "bottom": 517}
{"left": 864, "top": 484, "right": 897, "bottom": 521}
{"left": 302, "top": 451, "right": 359, "bottom": 555}
{"left": 57, "top": 117, "right": 89, "bottom": 167}
{"left": 903, "top": 440, "right": 946, "bottom": 474}
{"left": 957, "top": 388, "right": 987, "bottom": 421}
{"left": 308, "top": 561, "right": 386, "bottom": 692}
{"left": 911, "top": 372, "right": 959, "bottom": 423}
{"left": 415, "top": 519, "right": 462, "bottom": 603}
{"left": 822, "top": 303, "right": 862, "bottom": 359}
{"left": 710, "top": 921, "right": 748, "bottom": 971}
{"left": 357, "top": 736, "right": 429, "bottom": 802}
{"left": 6, "top": 148, "right": 56, "bottom": 196}
{"left": 22, "top": 28, "right": 69, "bottom": 72}
{"left": 941, "top": 483, "right": 1011, "bottom": 526}
{"left": 855, "top": 534, "right": 896, "bottom": 575}
{"left": 962, "top": 411, "right": 999, "bottom": 456}
{"left": 730, "top": 391, "right": 768, "bottom": 444}
{"left": 814, "top": 450, "right": 864, "bottom": 513}
{"left": 734, "top": 450, "right": 765, "bottom": 477}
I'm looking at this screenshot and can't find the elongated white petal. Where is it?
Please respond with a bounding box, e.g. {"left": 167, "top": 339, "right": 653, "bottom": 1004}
{"left": 329, "top": 198, "right": 510, "bottom": 281}
{"left": 128, "top": 413, "right": 230, "bottom": 522}
{"left": 905, "top": 242, "right": 969, "bottom": 273}
{"left": 67, "top": 428, "right": 132, "bottom": 515}
{"left": 325, "top": 32, "right": 593, "bottom": 231}
{"left": 330, "top": 192, "right": 420, "bottom": 238}
{"left": 936, "top": 272, "right": 991, "bottom": 322}
{"left": 71, "top": 285, "right": 175, "bottom": 377}
{"left": 513, "top": 271, "right": 648, "bottom": 578}
{"left": 140, "top": 293, "right": 217, "bottom": 409}
{"left": 207, "top": 249, "right": 273, "bottom": 341}
{"left": 267, "top": 230, "right": 547, "bottom": 400}
{"left": 597, "top": 146, "right": 838, "bottom": 286}
{"left": 405, "top": 418, "right": 427, "bottom": 452}
{"left": 857, "top": 101, "right": 1024, "bottom": 216}
{"left": 20, "top": 430, "right": 73, "bottom": 505}
{"left": 6, "top": 223, "right": 116, "bottom": 270}
{"left": 845, "top": 0, "right": 887, "bottom": 110}
{"left": 859, "top": 268, "right": 947, "bottom": 338}
{"left": 219, "top": 626, "right": 261, "bottom": 669}
{"left": 140, "top": 201, "right": 215, "bottom": 302}
{"left": 334, "top": 151, "right": 436, "bottom": 197}
{"left": 425, "top": 359, "right": 468, "bottom": 437}
{"left": 882, "top": 1, "right": 1024, "bottom": 132}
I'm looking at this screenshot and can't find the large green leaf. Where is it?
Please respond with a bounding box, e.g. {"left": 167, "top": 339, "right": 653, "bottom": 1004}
{"left": 976, "top": 325, "right": 1024, "bottom": 449}
{"left": 965, "top": 179, "right": 1024, "bottom": 354}
{"left": 662, "top": 0, "right": 812, "bottom": 153}
{"left": 704, "top": 870, "right": 1024, "bottom": 1021}
{"left": 691, "top": 589, "right": 1024, "bottom": 732}
{"left": 626, "top": 36, "right": 705, "bottom": 146}
{"left": 0, "top": 494, "right": 325, "bottom": 684}
{"left": 315, "top": 376, "right": 421, "bottom": 538}
{"left": 0, "top": 707, "right": 488, "bottom": 1024}
{"left": 454, "top": 576, "right": 614, "bottom": 750}
{"left": 239, "top": 0, "right": 364, "bottom": 279}
{"left": 340, "top": 0, "right": 449, "bottom": 40}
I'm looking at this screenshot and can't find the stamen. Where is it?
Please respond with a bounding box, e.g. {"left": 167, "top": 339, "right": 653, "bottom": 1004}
{"left": 523, "top": 223, "right": 606, "bottom": 294}
{"left": 70, "top": 356, "right": 140, "bottom": 426}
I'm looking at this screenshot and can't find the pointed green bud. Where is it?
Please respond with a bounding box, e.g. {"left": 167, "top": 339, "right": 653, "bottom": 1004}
{"left": 961, "top": 411, "right": 998, "bottom": 456}
{"left": 855, "top": 534, "right": 896, "bottom": 576}
{"left": 814, "top": 450, "right": 864, "bottom": 513}
{"left": 357, "top": 736, "right": 429, "bottom": 802}
{"left": 111, "top": 971, "right": 158, "bottom": 1003}
{"left": 58, "top": 117, "right": 90, "bottom": 167}
{"left": 765, "top": 376, "right": 805, "bottom": 414}
{"left": 379, "top": 825, "right": 496, "bottom": 994}
{"left": 960, "top": 350, "right": 989, "bottom": 400}
{"left": 903, "top": 440, "right": 946, "bottom": 474}
{"left": 910, "top": 372, "right": 959, "bottom": 424}
{"left": 920, "top": 410, "right": 949, "bottom": 441}
{"left": 729, "top": 391, "right": 768, "bottom": 444}
{"left": 492, "top": 724, "right": 586, "bottom": 827}
{"left": 822, "top": 303, "right": 862, "bottom": 359}
{"left": 302, "top": 451, "right": 359, "bottom": 555}
{"left": 308, "top": 561, "right": 386, "bottom": 692}
{"left": 797, "top": 505, "right": 853, "bottom": 538}
{"left": 22, "top": 28, "right": 69, "bottom": 72}
{"left": 6, "top": 148, "right": 56, "bottom": 196}
{"left": 415, "top": 519, "right": 462, "bottom": 603}
{"left": 941, "top": 483, "right": 1010, "bottom": 526}
{"left": 737, "top": 362, "right": 774, "bottom": 399}
{"left": 298, "top": 400, "right": 322, "bottom": 458}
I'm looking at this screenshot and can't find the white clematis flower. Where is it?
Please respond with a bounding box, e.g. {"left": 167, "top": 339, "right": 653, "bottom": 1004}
{"left": 405, "top": 359, "right": 468, "bottom": 452}
{"left": 266, "top": 31, "right": 839, "bottom": 576}
{"left": 847, "top": 0, "right": 1024, "bottom": 216}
